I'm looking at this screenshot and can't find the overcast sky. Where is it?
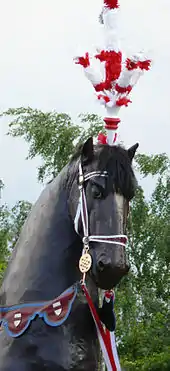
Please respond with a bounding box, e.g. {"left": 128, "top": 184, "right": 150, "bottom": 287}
{"left": 0, "top": 0, "right": 169, "bottom": 206}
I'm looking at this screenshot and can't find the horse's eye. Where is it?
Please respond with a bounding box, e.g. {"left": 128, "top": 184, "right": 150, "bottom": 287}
{"left": 92, "top": 185, "right": 102, "bottom": 199}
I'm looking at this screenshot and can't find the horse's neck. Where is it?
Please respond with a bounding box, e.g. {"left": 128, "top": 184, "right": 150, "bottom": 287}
{"left": 0, "top": 167, "right": 101, "bottom": 371}
{"left": 37, "top": 171, "right": 83, "bottom": 296}
{"left": 1, "top": 168, "right": 83, "bottom": 304}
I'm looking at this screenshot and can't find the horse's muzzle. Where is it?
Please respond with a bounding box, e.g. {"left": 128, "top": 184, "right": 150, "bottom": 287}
{"left": 91, "top": 243, "right": 130, "bottom": 290}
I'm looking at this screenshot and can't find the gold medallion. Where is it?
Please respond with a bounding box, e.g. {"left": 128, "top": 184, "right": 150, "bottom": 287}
{"left": 79, "top": 253, "right": 92, "bottom": 273}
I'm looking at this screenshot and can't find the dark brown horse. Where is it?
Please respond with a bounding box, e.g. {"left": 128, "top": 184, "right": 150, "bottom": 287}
{"left": 0, "top": 138, "right": 138, "bottom": 370}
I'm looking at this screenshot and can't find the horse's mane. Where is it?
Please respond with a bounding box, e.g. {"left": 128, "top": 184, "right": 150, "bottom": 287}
{"left": 70, "top": 143, "right": 137, "bottom": 200}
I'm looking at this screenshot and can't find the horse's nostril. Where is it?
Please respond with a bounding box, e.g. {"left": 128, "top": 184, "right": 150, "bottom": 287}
{"left": 98, "top": 260, "right": 105, "bottom": 271}
{"left": 98, "top": 258, "right": 112, "bottom": 272}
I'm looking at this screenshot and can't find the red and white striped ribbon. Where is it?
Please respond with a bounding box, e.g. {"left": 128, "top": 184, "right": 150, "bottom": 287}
{"left": 82, "top": 284, "right": 121, "bottom": 370}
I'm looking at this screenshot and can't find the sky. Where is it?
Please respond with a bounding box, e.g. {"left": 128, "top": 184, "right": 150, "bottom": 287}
{"left": 0, "top": 0, "right": 169, "bottom": 206}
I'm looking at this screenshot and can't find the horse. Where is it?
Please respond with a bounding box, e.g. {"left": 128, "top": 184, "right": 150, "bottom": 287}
{"left": 0, "top": 137, "right": 138, "bottom": 371}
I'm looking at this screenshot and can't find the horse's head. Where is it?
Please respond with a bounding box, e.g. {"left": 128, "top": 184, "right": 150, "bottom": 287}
{"left": 68, "top": 138, "right": 138, "bottom": 290}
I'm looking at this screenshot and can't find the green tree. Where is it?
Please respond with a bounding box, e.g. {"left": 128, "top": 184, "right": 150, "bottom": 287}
{"left": 1, "top": 108, "right": 169, "bottom": 370}
{"left": 8, "top": 200, "right": 32, "bottom": 249}
{"left": 116, "top": 153, "right": 170, "bottom": 370}
{"left": 0, "top": 204, "right": 10, "bottom": 281}
{"left": 0, "top": 179, "right": 4, "bottom": 197}
{"left": 1, "top": 108, "right": 104, "bottom": 182}
{"left": 0, "top": 194, "right": 32, "bottom": 281}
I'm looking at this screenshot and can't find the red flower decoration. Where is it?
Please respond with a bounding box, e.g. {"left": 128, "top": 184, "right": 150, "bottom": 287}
{"left": 126, "top": 58, "right": 151, "bottom": 71}
{"left": 95, "top": 50, "right": 122, "bottom": 88}
{"left": 126, "top": 58, "right": 138, "bottom": 71}
{"left": 95, "top": 81, "right": 112, "bottom": 92}
{"left": 97, "top": 94, "right": 110, "bottom": 103}
{"left": 104, "top": 0, "right": 119, "bottom": 9}
{"left": 96, "top": 50, "right": 121, "bottom": 64}
{"left": 138, "top": 60, "right": 151, "bottom": 70}
{"left": 116, "top": 97, "right": 132, "bottom": 107}
{"left": 75, "top": 53, "right": 90, "bottom": 68}
{"left": 115, "top": 84, "right": 132, "bottom": 94}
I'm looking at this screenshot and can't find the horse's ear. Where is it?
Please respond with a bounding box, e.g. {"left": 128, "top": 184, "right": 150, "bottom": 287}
{"left": 127, "top": 143, "right": 139, "bottom": 161}
{"left": 81, "top": 137, "right": 94, "bottom": 163}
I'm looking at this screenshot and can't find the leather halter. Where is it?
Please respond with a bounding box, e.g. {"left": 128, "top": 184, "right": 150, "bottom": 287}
{"left": 74, "top": 162, "right": 128, "bottom": 250}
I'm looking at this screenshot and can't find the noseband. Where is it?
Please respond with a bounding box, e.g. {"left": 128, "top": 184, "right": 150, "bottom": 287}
{"left": 74, "top": 162, "right": 128, "bottom": 251}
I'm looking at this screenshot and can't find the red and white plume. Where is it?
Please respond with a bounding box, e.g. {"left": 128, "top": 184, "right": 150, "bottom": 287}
{"left": 74, "top": 0, "right": 151, "bottom": 146}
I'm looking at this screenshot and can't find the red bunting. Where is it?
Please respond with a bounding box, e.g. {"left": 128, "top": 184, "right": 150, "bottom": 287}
{"left": 0, "top": 287, "right": 76, "bottom": 337}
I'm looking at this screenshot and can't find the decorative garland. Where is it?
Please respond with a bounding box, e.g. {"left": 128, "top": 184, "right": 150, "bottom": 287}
{"left": 0, "top": 286, "right": 77, "bottom": 337}
{"left": 0, "top": 283, "right": 119, "bottom": 370}
{"left": 75, "top": 0, "right": 151, "bottom": 145}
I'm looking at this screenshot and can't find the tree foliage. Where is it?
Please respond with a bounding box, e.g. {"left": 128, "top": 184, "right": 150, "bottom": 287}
{"left": 1, "top": 108, "right": 104, "bottom": 182}
{"left": 0, "top": 108, "right": 170, "bottom": 370}
{"left": 115, "top": 152, "right": 170, "bottom": 370}
{"left": 0, "top": 197, "right": 32, "bottom": 282}
{"left": 0, "top": 204, "right": 10, "bottom": 281}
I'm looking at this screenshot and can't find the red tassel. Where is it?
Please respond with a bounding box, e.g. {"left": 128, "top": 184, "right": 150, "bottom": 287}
{"left": 98, "top": 133, "right": 107, "bottom": 144}
{"left": 138, "top": 60, "right": 151, "bottom": 70}
{"left": 116, "top": 97, "right": 132, "bottom": 107}
{"left": 115, "top": 84, "right": 132, "bottom": 94}
{"left": 104, "top": 0, "right": 119, "bottom": 9}
{"left": 75, "top": 52, "right": 90, "bottom": 68}
{"left": 126, "top": 58, "right": 138, "bottom": 71}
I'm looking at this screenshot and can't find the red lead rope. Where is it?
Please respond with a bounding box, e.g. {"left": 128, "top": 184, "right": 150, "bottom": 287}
{"left": 81, "top": 284, "right": 121, "bottom": 370}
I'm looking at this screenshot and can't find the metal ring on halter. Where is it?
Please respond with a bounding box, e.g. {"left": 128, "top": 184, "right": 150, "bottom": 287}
{"left": 82, "top": 236, "right": 89, "bottom": 247}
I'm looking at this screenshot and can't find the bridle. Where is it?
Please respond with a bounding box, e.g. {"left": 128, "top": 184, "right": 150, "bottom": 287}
{"left": 74, "top": 162, "right": 128, "bottom": 253}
